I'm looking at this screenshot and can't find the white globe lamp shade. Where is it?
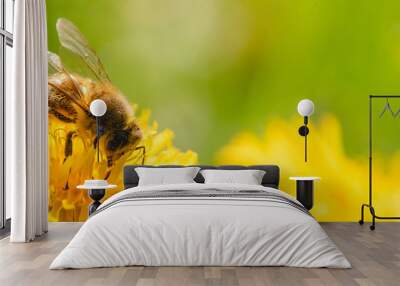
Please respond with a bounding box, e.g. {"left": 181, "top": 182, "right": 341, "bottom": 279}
{"left": 297, "top": 99, "right": 314, "bottom": 117}
{"left": 90, "top": 99, "right": 107, "bottom": 117}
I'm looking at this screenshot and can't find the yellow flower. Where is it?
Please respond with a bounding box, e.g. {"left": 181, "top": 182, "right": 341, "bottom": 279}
{"left": 215, "top": 114, "right": 400, "bottom": 221}
{"left": 49, "top": 108, "right": 198, "bottom": 222}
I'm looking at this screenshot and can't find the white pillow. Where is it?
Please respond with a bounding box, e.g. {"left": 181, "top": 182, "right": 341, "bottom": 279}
{"left": 135, "top": 167, "right": 200, "bottom": 186}
{"left": 200, "top": 169, "right": 266, "bottom": 185}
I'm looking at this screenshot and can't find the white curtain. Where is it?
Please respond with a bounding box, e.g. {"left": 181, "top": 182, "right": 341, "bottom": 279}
{"left": 7, "top": 0, "right": 48, "bottom": 242}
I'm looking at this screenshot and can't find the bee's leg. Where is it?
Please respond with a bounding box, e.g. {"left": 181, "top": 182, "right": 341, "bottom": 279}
{"left": 135, "top": 146, "right": 146, "bottom": 165}
{"left": 104, "top": 170, "right": 111, "bottom": 180}
{"left": 64, "top": 168, "right": 72, "bottom": 190}
{"left": 63, "top": 131, "right": 75, "bottom": 163}
{"left": 104, "top": 157, "right": 113, "bottom": 180}
{"left": 93, "top": 137, "right": 98, "bottom": 149}
{"left": 107, "top": 156, "right": 113, "bottom": 167}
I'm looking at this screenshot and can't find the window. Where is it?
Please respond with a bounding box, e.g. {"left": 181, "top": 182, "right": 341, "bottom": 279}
{"left": 0, "top": 0, "right": 14, "bottom": 232}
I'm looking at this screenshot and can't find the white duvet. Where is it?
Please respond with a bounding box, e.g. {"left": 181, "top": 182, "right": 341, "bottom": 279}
{"left": 50, "top": 183, "right": 351, "bottom": 269}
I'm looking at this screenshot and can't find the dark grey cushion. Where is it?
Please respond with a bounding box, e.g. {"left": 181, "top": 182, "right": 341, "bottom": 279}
{"left": 124, "top": 165, "right": 280, "bottom": 189}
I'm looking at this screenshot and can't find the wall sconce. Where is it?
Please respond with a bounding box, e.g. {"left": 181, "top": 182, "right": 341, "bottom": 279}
{"left": 297, "top": 99, "right": 314, "bottom": 162}
{"left": 90, "top": 99, "right": 107, "bottom": 163}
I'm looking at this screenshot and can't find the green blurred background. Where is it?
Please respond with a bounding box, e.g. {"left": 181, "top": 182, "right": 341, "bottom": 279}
{"left": 47, "top": 0, "right": 400, "bottom": 163}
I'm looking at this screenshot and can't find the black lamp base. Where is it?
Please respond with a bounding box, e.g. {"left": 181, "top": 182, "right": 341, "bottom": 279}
{"left": 88, "top": 189, "right": 105, "bottom": 215}
{"left": 296, "top": 180, "right": 314, "bottom": 210}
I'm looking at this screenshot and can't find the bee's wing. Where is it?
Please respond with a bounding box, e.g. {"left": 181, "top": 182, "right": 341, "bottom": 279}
{"left": 48, "top": 51, "right": 64, "bottom": 74}
{"left": 48, "top": 51, "right": 89, "bottom": 112}
{"left": 56, "top": 18, "right": 110, "bottom": 83}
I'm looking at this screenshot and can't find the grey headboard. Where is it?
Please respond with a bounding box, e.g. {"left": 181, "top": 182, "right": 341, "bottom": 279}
{"left": 123, "top": 165, "right": 280, "bottom": 189}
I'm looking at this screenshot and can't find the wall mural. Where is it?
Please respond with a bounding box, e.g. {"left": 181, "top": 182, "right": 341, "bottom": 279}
{"left": 47, "top": 0, "right": 400, "bottom": 222}
{"left": 48, "top": 19, "right": 197, "bottom": 221}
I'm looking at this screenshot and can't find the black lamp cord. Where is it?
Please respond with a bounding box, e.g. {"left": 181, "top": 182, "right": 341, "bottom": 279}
{"left": 304, "top": 116, "right": 308, "bottom": 162}
{"left": 96, "top": 116, "right": 100, "bottom": 163}
{"left": 305, "top": 132, "right": 307, "bottom": 162}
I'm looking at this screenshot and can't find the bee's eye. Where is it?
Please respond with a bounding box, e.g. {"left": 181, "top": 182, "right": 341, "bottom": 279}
{"left": 107, "top": 130, "right": 129, "bottom": 151}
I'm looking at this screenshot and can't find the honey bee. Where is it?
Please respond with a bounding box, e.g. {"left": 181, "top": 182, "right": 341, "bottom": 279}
{"left": 48, "top": 18, "right": 145, "bottom": 179}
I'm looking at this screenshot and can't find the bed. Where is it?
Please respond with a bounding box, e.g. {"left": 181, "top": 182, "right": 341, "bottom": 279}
{"left": 50, "top": 165, "right": 351, "bottom": 269}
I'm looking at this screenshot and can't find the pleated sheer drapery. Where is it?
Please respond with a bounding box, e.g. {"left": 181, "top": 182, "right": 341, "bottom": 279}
{"left": 7, "top": 0, "right": 48, "bottom": 242}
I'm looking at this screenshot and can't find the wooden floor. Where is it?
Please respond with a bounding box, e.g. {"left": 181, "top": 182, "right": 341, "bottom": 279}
{"left": 0, "top": 223, "right": 399, "bottom": 286}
